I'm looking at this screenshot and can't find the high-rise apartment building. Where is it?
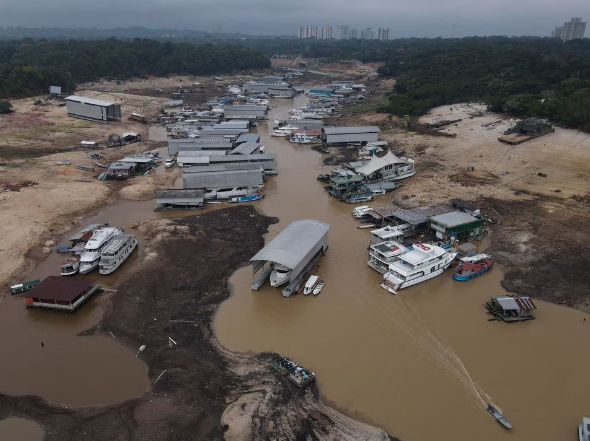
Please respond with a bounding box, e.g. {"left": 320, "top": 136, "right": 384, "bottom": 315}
{"left": 320, "top": 25, "right": 333, "bottom": 39}
{"left": 338, "top": 25, "right": 350, "bottom": 40}
{"left": 298, "top": 24, "right": 388, "bottom": 40}
{"left": 361, "top": 27, "right": 375, "bottom": 40}
{"left": 377, "top": 28, "right": 392, "bottom": 40}
{"left": 552, "top": 17, "right": 586, "bottom": 41}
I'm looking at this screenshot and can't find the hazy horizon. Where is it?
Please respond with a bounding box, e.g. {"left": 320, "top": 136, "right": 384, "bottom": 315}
{"left": 1, "top": 0, "right": 589, "bottom": 39}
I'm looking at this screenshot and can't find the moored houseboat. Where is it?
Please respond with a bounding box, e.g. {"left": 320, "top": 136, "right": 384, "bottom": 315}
{"left": 452, "top": 254, "right": 494, "bottom": 281}
{"left": 98, "top": 234, "right": 138, "bottom": 275}
{"left": 381, "top": 243, "right": 457, "bottom": 293}
{"left": 368, "top": 241, "right": 410, "bottom": 274}
{"left": 79, "top": 227, "right": 124, "bottom": 274}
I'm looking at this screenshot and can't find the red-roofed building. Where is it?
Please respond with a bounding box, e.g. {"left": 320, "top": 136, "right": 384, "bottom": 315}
{"left": 24, "top": 276, "right": 99, "bottom": 312}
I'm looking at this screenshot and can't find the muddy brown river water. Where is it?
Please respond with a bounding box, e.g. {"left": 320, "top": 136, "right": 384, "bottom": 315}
{"left": 213, "top": 95, "right": 590, "bottom": 441}
{"left": 1, "top": 95, "right": 589, "bottom": 441}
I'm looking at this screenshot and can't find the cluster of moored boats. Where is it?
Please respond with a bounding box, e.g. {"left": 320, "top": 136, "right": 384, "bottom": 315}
{"left": 58, "top": 223, "right": 138, "bottom": 276}
{"left": 356, "top": 208, "right": 495, "bottom": 294}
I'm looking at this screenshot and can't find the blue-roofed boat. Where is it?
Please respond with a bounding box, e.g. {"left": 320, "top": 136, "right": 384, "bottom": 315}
{"left": 228, "top": 194, "right": 265, "bottom": 203}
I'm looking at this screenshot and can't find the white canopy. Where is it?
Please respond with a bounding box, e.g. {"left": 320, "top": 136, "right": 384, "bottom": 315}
{"left": 356, "top": 150, "right": 408, "bottom": 177}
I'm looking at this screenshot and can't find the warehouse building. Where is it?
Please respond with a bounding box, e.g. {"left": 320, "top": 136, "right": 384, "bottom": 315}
{"left": 198, "top": 127, "right": 249, "bottom": 137}
{"left": 183, "top": 168, "right": 264, "bottom": 190}
{"left": 224, "top": 105, "right": 269, "bottom": 120}
{"left": 154, "top": 189, "right": 205, "bottom": 210}
{"left": 168, "top": 137, "right": 234, "bottom": 156}
{"left": 250, "top": 219, "right": 331, "bottom": 297}
{"left": 229, "top": 142, "right": 262, "bottom": 155}
{"left": 236, "top": 133, "right": 261, "bottom": 145}
{"left": 322, "top": 126, "right": 380, "bottom": 145}
{"left": 65, "top": 95, "right": 122, "bottom": 123}
{"left": 429, "top": 211, "right": 486, "bottom": 241}
{"left": 177, "top": 150, "right": 227, "bottom": 167}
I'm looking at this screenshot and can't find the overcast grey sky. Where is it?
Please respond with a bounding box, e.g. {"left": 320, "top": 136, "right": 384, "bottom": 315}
{"left": 1, "top": 0, "right": 590, "bottom": 37}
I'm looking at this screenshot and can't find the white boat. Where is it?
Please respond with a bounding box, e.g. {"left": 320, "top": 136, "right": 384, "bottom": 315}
{"left": 368, "top": 241, "right": 410, "bottom": 274}
{"left": 290, "top": 133, "right": 320, "bottom": 144}
{"left": 368, "top": 225, "right": 411, "bottom": 245}
{"left": 380, "top": 243, "right": 457, "bottom": 293}
{"left": 351, "top": 205, "right": 371, "bottom": 218}
{"left": 99, "top": 234, "right": 138, "bottom": 275}
{"left": 204, "top": 186, "right": 263, "bottom": 200}
{"left": 60, "top": 255, "right": 81, "bottom": 276}
{"left": 303, "top": 275, "right": 319, "bottom": 295}
{"left": 78, "top": 227, "right": 124, "bottom": 274}
{"left": 270, "top": 263, "right": 291, "bottom": 287}
{"left": 165, "top": 157, "right": 176, "bottom": 168}
{"left": 271, "top": 129, "right": 292, "bottom": 137}
{"left": 579, "top": 417, "right": 590, "bottom": 441}
{"left": 312, "top": 281, "right": 324, "bottom": 295}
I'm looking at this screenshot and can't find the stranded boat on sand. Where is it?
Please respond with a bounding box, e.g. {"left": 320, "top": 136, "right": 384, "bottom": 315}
{"left": 452, "top": 254, "right": 494, "bottom": 281}
{"left": 272, "top": 356, "right": 315, "bottom": 388}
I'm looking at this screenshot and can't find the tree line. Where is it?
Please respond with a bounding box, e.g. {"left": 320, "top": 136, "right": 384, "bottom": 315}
{"left": 372, "top": 37, "right": 590, "bottom": 131}
{"left": 241, "top": 36, "right": 590, "bottom": 131}
{"left": 0, "top": 38, "right": 270, "bottom": 99}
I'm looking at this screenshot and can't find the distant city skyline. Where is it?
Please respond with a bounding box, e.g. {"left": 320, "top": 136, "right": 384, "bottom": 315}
{"left": 1, "top": 0, "right": 589, "bottom": 38}
{"left": 552, "top": 17, "right": 586, "bottom": 41}
{"left": 298, "top": 25, "right": 392, "bottom": 40}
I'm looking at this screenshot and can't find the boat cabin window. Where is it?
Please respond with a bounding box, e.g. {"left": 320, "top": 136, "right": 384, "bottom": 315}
{"left": 276, "top": 268, "right": 290, "bottom": 274}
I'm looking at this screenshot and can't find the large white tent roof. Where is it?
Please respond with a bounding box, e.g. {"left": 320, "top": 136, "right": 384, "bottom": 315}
{"left": 356, "top": 150, "right": 409, "bottom": 176}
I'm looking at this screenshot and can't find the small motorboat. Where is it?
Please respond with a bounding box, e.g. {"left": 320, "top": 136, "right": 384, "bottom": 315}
{"left": 303, "top": 275, "right": 319, "bottom": 295}
{"left": 228, "top": 194, "right": 265, "bottom": 203}
{"left": 486, "top": 404, "right": 512, "bottom": 429}
{"left": 312, "top": 281, "right": 325, "bottom": 295}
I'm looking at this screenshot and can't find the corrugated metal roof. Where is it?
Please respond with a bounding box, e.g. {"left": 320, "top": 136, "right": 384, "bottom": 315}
{"left": 495, "top": 297, "right": 519, "bottom": 311}
{"left": 169, "top": 137, "right": 231, "bottom": 145}
{"left": 183, "top": 169, "right": 263, "bottom": 188}
{"left": 27, "top": 276, "right": 96, "bottom": 302}
{"left": 178, "top": 150, "right": 227, "bottom": 158}
{"left": 230, "top": 142, "right": 260, "bottom": 155}
{"left": 368, "top": 204, "right": 452, "bottom": 225}
{"left": 66, "top": 95, "right": 114, "bottom": 107}
{"left": 208, "top": 154, "right": 277, "bottom": 163}
{"left": 119, "top": 157, "right": 154, "bottom": 164}
{"left": 236, "top": 133, "right": 261, "bottom": 144}
{"left": 181, "top": 157, "right": 209, "bottom": 165}
{"left": 430, "top": 211, "right": 479, "bottom": 228}
{"left": 109, "top": 162, "right": 135, "bottom": 170}
{"left": 155, "top": 189, "right": 205, "bottom": 200}
{"left": 182, "top": 163, "right": 263, "bottom": 174}
{"left": 323, "top": 126, "right": 380, "bottom": 135}
{"left": 250, "top": 220, "right": 331, "bottom": 270}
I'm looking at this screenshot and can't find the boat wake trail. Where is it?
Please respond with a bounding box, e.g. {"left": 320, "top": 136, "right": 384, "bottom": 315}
{"left": 361, "top": 270, "right": 492, "bottom": 407}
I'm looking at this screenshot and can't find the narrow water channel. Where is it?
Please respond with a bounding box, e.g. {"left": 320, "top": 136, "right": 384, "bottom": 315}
{"left": 213, "top": 94, "right": 590, "bottom": 441}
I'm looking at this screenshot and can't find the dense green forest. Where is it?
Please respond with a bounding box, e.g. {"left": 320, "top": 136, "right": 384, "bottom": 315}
{"left": 0, "top": 38, "right": 270, "bottom": 99}
{"left": 372, "top": 37, "right": 590, "bottom": 130}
